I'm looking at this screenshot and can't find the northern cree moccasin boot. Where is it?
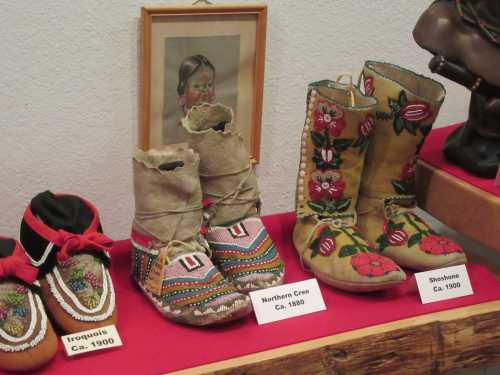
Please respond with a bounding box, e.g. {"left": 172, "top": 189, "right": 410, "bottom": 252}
{"left": 294, "top": 79, "right": 406, "bottom": 293}
{"left": 357, "top": 61, "right": 467, "bottom": 270}
{"left": 20, "top": 191, "right": 117, "bottom": 334}
{"left": 131, "top": 145, "right": 253, "bottom": 326}
{"left": 181, "top": 103, "right": 284, "bottom": 293}
{"left": 0, "top": 238, "right": 57, "bottom": 373}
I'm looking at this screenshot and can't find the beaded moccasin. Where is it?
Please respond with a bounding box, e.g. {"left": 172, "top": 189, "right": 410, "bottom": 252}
{"left": 131, "top": 145, "right": 253, "bottom": 326}
{"left": 0, "top": 237, "right": 57, "bottom": 372}
{"left": 181, "top": 104, "right": 285, "bottom": 293}
{"left": 21, "top": 191, "right": 117, "bottom": 334}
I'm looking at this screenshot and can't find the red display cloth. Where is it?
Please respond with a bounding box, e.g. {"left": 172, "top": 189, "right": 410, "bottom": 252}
{"left": 19, "top": 213, "right": 500, "bottom": 375}
{"left": 419, "top": 124, "right": 500, "bottom": 197}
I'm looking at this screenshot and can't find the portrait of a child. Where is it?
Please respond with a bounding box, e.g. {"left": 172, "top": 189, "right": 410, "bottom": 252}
{"left": 162, "top": 35, "right": 240, "bottom": 145}
{"left": 177, "top": 55, "right": 216, "bottom": 114}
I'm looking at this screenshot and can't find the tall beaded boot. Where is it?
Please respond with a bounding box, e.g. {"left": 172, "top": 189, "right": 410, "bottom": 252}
{"left": 181, "top": 104, "right": 284, "bottom": 293}
{"left": 0, "top": 237, "right": 57, "bottom": 372}
{"left": 293, "top": 79, "right": 406, "bottom": 292}
{"left": 20, "top": 191, "right": 117, "bottom": 334}
{"left": 131, "top": 145, "right": 253, "bottom": 326}
{"left": 357, "top": 61, "right": 468, "bottom": 270}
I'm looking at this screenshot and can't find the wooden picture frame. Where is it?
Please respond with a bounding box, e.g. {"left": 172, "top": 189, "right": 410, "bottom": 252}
{"left": 140, "top": 3, "right": 267, "bottom": 162}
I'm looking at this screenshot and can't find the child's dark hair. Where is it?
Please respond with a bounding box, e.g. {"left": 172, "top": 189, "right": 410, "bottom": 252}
{"left": 177, "top": 55, "right": 216, "bottom": 96}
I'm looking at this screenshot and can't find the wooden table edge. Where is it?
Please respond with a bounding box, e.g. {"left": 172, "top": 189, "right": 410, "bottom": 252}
{"left": 416, "top": 160, "right": 500, "bottom": 253}
{"left": 167, "top": 299, "right": 500, "bottom": 375}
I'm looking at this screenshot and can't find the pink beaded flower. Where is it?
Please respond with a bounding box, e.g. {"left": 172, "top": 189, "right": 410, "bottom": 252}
{"left": 351, "top": 253, "right": 400, "bottom": 277}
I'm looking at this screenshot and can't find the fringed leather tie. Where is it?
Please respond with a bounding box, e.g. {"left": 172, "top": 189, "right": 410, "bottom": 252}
{"left": 0, "top": 246, "right": 38, "bottom": 284}
{"left": 56, "top": 230, "right": 114, "bottom": 262}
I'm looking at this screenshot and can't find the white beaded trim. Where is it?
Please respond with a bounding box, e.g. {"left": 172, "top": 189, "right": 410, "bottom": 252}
{"left": 46, "top": 265, "right": 115, "bottom": 322}
{"left": 131, "top": 239, "right": 159, "bottom": 256}
{"left": 0, "top": 292, "right": 48, "bottom": 352}
{"left": 26, "top": 242, "right": 54, "bottom": 267}
{"left": 136, "top": 277, "right": 251, "bottom": 320}
{"left": 296, "top": 89, "right": 319, "bottom": 205}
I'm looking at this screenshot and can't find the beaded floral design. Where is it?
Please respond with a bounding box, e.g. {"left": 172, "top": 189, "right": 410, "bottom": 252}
{"left": 364, "top": 76, "right": 375, "bottom": 96}
{"left": 377, "top": 214, "right": 429, "bottom": 251}
{"left": 376, "top": 213, "right": 464, "bottom": 255}
{"left": 307, "top": 171, "right": 351, "bottom": 215}
{"left": 391, "top": 156, "right": 417, "bottom": 196}
{"left": 0, "top": 283, "right": 30, "bottom": 337}
{"left": 352, "top": 114, "right": 375, "bottom": 153}
{"left": 376, "top": 90, "right": 433, "bottom": 136}
{"left": 314, "top": 101, "right": 346, "bottom": 137}
{"left": 306, "top": 95, "right": 355, "bottom": 216}
{"left": 351, "top": 252, "right": 400, "bottom": 277}
{"left": 309, "top": 227, "right": 340, "bottom": 258}
{"left": 58, "top": 254, "right": 104, "bottom": 309}
{"left": 373, "top": 91, "right": 433, "bottom": 196}
{"left": 420, "top": 235, "right": 463, "bottom": 255}
{"left": 310, "top": 225, "right": 377, "bottom": 259}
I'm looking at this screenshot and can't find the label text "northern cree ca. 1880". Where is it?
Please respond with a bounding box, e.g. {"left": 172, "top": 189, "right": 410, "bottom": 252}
{"left": 261, "top": 289, "right": 309, "bottom": 304}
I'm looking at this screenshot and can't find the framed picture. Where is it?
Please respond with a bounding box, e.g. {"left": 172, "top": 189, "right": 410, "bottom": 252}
{"left": 140, "top": 3, "right": 267, "bottom": 162}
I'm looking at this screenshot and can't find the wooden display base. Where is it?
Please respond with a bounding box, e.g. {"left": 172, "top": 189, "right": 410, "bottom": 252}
{"left": 169, "top": 157, "right": 500, "bottom": 375}
{"left": 172, "top": 300, "right": 500, "bottom": 375}
{"left": 416, "top": 160, "right": 500, "bottom": 253}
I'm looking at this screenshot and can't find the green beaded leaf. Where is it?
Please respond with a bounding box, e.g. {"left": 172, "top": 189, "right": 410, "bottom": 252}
{"left": 69, "top": 267, "right": 84, "bottom": 281}
{"left": 311, "top": 131, "right": 326, "bottom": 148}
{"left": 387, "top": 221, "right": 405, "bottom": 231}
{"left": 352, "top": 137, "right": 370, "bottom": 154}
{"left": 6, "top": 293, "right": 25, "bottom": 306}
{"left": 394, "top": 117, "right": 406, "bottom": 135}
{"left": 420, "top": 125, "right": 432, "bottom": 137}
{"left": 321, "top": 227, "right": 341, "bottom": 239}
{"left": 405, "top": 120, "right": 418, "bottom": 135}
{"left": 332, "top": 138, "right": 354, "bottom": 152}
{"left": 408, "top": 233, "right": 422, "bottom": 248}
{"left": 377, "top": 234, "right": 389, "bottom": 251}
{"left": 389, "top": 98, "right": 401, "bottom": 113}
{"left": 392, "top": 180, "right": 409, "bottom": 195}
{"left": 399, "top": 90, "right": 408, "bottom": 106}
{"left": 310, "top": 238, "right": 320, "bottom": 258}
{"left": 376, "top": 111, "right": 393, "bottom": 121}
{"left": 339, "top": 245, "right": 358, "bottom": 258}
{"left": 334, "top": 197, "right": 352, "bottom": 213}
{"left": 307, "top": 201, "right": 325, "bottom": 214}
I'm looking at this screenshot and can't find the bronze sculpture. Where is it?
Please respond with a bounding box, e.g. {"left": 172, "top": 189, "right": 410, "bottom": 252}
{"left": 413, "top": 0, "right": 500, "bottom": 178}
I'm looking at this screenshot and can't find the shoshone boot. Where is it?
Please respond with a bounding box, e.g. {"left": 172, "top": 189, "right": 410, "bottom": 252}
{"left": 0, "top": 237, "right": 57, "bottom": 372}
{"left": 181, "top": 104, "right": 284, "bottom": 293}
{"left": 131, "top": 145, "right": 253, "bottom": 326}
{"left": 20, "top": 191, "right": 117, "bottom": 333}
{"left": 358, "top": 61, "right": 468, "bottom": 270}
{"left": 293, "top": 79, "right": 406, "bottom": 292}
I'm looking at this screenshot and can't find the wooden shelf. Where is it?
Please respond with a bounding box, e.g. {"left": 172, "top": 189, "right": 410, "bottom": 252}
{"left": 416, "top": 160, "right": 500, "bottom": 253}
{"left": 167, "top": 159, "right": 500, "bottom": 375}
{"left": 171, "top": 301, "right": 500, "bottom": 375}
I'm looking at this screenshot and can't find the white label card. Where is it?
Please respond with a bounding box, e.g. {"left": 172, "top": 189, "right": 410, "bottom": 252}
{"left": 250, "top": 279, "right": 326, "bottom": 325}
{"left": 61, "top": 325, "right": 122, "bottom": 357}
{"left": 415, "top": 265, "right": 473, "bottom": 304}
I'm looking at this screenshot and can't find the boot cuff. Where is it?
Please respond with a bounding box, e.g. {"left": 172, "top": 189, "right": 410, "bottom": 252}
{"left": 182, "top": 103, "right": 235, "bottom": 134}
{"left": 134, "top": 144, "right": 199, "bottom": 171}
{"left": 309, "top": 80, "right": 378, "bottom": 110}
{"left": 364, "top": 60, "right": 446, "bottom": 103}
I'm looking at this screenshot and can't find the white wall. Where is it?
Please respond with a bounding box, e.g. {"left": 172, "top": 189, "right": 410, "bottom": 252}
{"left": 0, "top": 0, "right": 470, "bottom": 240}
